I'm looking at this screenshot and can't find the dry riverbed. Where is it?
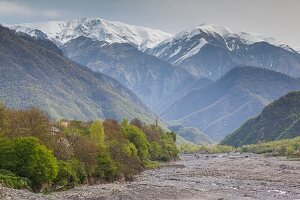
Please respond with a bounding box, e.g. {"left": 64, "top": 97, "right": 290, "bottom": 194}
{"left": 1, "top": 153, "right": 300, "bottom": 200}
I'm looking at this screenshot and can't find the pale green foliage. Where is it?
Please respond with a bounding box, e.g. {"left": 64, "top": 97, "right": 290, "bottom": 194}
{"left": 122, "top": 123, "right": 150, "bottom": 162}
{"left": 180, "top": 144, "right": 235, "bottom": 154}
{"left": 122, "top": 142, "right": 138, "bottom": 157}
{"left": 89, "top": 121, "right": 105, "bottom": 147}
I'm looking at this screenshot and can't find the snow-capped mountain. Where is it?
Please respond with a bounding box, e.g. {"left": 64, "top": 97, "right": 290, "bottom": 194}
{"left": 148, "top": 24, "right": 300, "bottom": 79}
{"left": 150, "top": 24, "right": 295, "bottom": 65}
{"left": 9, "top": 17, "right": 172, "bottom": 50}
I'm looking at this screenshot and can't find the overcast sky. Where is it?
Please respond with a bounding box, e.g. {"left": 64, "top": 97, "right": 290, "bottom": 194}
{"left": 0, "top": 0, "right": 299, "bottom": 48}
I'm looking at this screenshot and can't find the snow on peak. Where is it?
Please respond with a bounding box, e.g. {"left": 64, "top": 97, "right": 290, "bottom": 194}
{"left": 151, "top": 23, "right": 296, "bottom": 66}
{"left": 9, "top": 17, "right": 172, "bottom": 50}
{"left": 191, "top": 24, "right": 294, "bottom": 51}
{"left": 161, "top": 23, "right": 291, "bottom": 49}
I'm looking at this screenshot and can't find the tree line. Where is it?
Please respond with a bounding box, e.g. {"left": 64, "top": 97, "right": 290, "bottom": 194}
{"left": 0, "top": 102, "right": 178, "bottom": 192}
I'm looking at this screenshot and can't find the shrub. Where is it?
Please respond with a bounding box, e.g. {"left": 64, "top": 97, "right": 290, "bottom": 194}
{"left": 122, "top": 123, "right": 150, "bottom": 163}
{"left": 68, "top": 159, "right": 87, "bottom": 184}
{"left": 0, "top": 170, "right": 31, "bottom": 190}
{"left": 0, "top": 137, "right": 58, "bottom": 191}
{"left": 54, "top": 160, "right": 77, "bottom": 189}
{"left": 96, "top": 151, "right": 118, "bottom": 181}
{"left": 89, "top": 121, "right": 105, "bottom": 148}
{"left": 149, "top": 142, "right": 163, "bottom": 160}
{"left": 160, "top": 133, "right": 179, "bottom": 161}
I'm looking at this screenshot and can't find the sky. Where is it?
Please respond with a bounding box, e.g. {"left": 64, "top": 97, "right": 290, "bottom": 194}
{"left": 0, "top": 0, "right": 299, "bottom": 48}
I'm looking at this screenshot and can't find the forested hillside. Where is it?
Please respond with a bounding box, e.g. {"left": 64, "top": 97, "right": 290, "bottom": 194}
{"left": 222, "top": 91, "right": 300, "bottom": 146}
{"left": 0, "top": 25, "right": 155, "bottom": 122}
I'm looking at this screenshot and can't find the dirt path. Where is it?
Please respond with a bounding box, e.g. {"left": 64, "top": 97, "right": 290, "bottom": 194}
{"left": 1, "top": 153, "right": 300, "bottom": 200}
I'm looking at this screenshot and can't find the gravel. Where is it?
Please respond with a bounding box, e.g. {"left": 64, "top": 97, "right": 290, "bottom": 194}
{"left": 1, "top": 153, "right": 300, "bottom": 200}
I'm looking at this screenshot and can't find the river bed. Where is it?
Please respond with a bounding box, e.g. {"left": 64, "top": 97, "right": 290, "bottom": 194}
{"left": 1, "top": 153, "right": 300, "bottom": 200}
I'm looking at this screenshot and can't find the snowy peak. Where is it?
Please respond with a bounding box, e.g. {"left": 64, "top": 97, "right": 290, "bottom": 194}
{"left": 194, "top": 24, "right": 292, "bottom": 50}
{"left": 9, "top": 17, "right": 172, "bottom": 50}
{"left": 150, "top": 24, "right": 296, "bottom": 65}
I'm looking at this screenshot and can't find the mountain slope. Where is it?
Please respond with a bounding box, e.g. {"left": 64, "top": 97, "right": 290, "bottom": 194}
{"left": 161, "top": 66, "right": 300, "bottom": 141}
{"left": 221, "top": 91, "right": 300, "bottom": 147}
{"left": 149, "top": 24, "right": 300, "bottom": 79}
{"left": 0, "top": 25, "right": 155, "bottom": 122}
{"left": 61, "top": 36, "right": 197, "bottom": 111}
{"left": 9, "top": 17, "right": 172, "bottom": 50}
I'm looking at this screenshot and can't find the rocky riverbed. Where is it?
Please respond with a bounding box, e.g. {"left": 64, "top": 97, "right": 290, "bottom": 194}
{"left": 1, "top": 153, "right": 300, "bottom": 200}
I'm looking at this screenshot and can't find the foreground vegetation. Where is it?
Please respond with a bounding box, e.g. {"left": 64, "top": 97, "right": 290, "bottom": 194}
{"left": 240, "top": 137, "right": 300, "bottom": 157}
{"left": 0, "top": 103, "right": 178, "bottom": 192}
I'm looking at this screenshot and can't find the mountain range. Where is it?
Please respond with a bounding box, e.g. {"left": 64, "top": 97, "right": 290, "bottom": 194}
{"left": 0, "top": 25, "right": 155, "bottom": 122}
{"left": 148, "top": 24, "right": 300, "bottom": 80}
{"left": 9, "top": 17, "right": 171, "bottom": 50}
{"left": 4, "top": 17, "right": 300, "bottom": 143}
{"left": 221, "top": 91, "right": 300, "bottom": 146}
{"left": 162, "top": 67, "right": 300, "bottom": 141}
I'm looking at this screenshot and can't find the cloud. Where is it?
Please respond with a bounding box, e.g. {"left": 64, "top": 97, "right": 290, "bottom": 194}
{"left": 0, "top": 1, "right": 63, "bottom": 18}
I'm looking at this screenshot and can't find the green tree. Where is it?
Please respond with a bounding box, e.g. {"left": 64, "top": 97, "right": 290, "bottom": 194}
{"left": 96, "top": 151, "right": 118, "bottom": 181}
{"left": 0, "top": 137, "right": 58, "bottom": 191}
{"left": 89, "top": 121, "right": 105, "bottom": 148}
{"left": 122, "top": 123, "right": 150, "bottom": 163}
{"left": 54, "top": 160, "right": 78, "bottom": 189}
{"left": 149, "top": 142, "right": 163, "bottom": 161}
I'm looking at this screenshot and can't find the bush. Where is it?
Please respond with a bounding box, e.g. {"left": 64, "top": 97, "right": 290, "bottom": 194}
{"left": 96, "top": 151, "right": 118, "bottom": 181}
{"left": 0, "top": 137, "right": 59, "bottom": 191}
{"left": 160, "top": 133, "right": 179, "bottom": 161}
{"left": 68, "top": 159, "right": 87, "bottom": 184}
{"left": 122, "top": 123, "right": 150, "bottom": 163}
{"left": 149, "top": 142, "right": 163, "bottom": 161}
{"left": 54, "top": 161, "right": 77, "bottom": 189}
{"left": 0, "top": 170, "right": 31, "bottom": 190}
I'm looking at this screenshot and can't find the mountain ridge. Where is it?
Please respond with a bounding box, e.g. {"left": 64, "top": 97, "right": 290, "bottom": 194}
{"left": 161, "top": 66, "right": 300, "bottom": 141}
{"left": 148, "top": 24, "right": 300, "bottom": 79}
{"left": 221, "top": 91, "right": 300, "bottom": 146}
{"left": 0, "top": 25, "right": 155, "bottom": 122}
{"left": 8, "top": 17, "right": 172, "bottom": 50}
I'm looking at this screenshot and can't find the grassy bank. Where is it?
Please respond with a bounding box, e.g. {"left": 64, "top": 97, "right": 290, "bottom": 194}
{"left": 180, "top": 144, "right": 235, "bottom": 154}
{"left": 180, "top": 137, "right": 300, "bottom": 158}
{"left": 240, "top": 137, "right": 300, "bottom": 157}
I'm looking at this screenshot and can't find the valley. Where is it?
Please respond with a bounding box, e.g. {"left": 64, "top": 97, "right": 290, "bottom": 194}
{"left": 7, "top": 18, "right": 300, "bottom": 144}
{"left": 1, "top": 153, "right": 300, "bottom": 200}
{"left": 1, "top": 1, "right": 300, "bottom": 200}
